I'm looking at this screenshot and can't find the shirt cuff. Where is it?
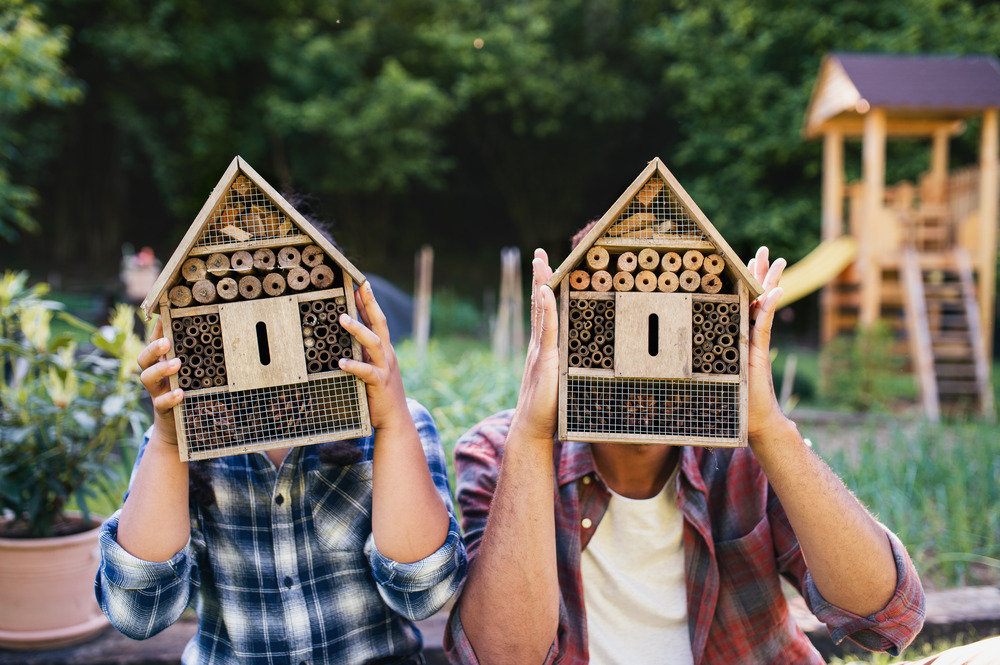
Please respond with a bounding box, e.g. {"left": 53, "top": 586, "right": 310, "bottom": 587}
{"left": 98, "top": 510, "right": 193, "bottom": 590}
{"left": 807, "top": 530, "right": 926, "bottom": 654}
{"left": 368, "top": 519, "right": 466, "bottom": 593}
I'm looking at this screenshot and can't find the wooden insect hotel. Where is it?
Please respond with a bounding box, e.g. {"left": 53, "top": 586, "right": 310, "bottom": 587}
{"left": 800, "top": 53, "right": 1000, "bottom": 420}
{"left": 141, "top": 156, "right": 371, "bottom": 460}
{"left": 548, "top": 158, "right": 763, "bottom": 447}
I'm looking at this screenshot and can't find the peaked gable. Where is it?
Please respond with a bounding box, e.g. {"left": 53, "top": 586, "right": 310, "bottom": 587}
{"left": 141, "top": 156, "right": 366, "bottom": 319}
{"left": 548, "top": 158, "right": 763, "bottom": 299}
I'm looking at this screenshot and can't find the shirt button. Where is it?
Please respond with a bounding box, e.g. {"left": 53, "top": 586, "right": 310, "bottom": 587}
{"left": 275, "top": 494, "right": 284, "bottom": 505}
{"left": 283, "top": 576, "right": 293, "bottom": 588}
{"left": 581, "top": 517, "right": 593, "bottom": 529}
{"left": 581, "top": 475, "right": 592, "bottom": 485}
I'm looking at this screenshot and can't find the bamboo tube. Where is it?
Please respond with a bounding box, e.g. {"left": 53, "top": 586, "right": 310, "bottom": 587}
{"left": 215, "top": 277, "right": 238, "bottom": 301}
{"left": 591, "top": 270, "right": 613, "bottom": 292}
{"left": 702, "top": 254, "right": 725, "bottom": 275}
{"left": 213, "top": 376, "right": 226, "bottom": 387}
{"left": 203, "top": 253, "right": 229, "bottom": 277}
{"left": 262, "top": 272, "right": 287, "bottom": 296}
{"left": 192, "top": 279, "right": 217, "bottom": 304}
{"left": 727, "top": 363, "right": 738, "bottom": 374}
{"left": 637, "top": 248, "right": 659, "bottom": 270}
{"left": 178, "top": 375, "right": 193, "bottom": 389}
{"left": 278, "top": 246, "right": 302, "bottom": 268}
{"left": 212, "top": 336, "right": 224, "bottom": 349}
{"left": 714, "top": 360, "right": 727, "bottom": 374}
{"left": 658, "top": 272, "right": 679, "bottom": 292}
{"left": 569, "top": 353, "right": 583, "bottom": 367}
{"left": 238, "top": 275, "right": 262, "bottom": 300}
{"left": 311, "top": 301, "right": 325, "bottom": 313}
{"left": 700, "top": 273, "right": 723, "bottom": 294}
{"left": 313, "top": 325, "right": 330, "bottom": 339}
{"left": 718, "top": 334, "right": 734, "bottom": 347}
{"left": 601, "top": 357, "right": 614, "bottom": 369}
{"left": 569, "top": 307, "right": 583, "bottom": 322}
{"left": 682, "top": 250, "right": 704, "bottom": 271}
{"left": 231, "top": 251, "right": 254, "bottom": 274}
{"left": 301, "top": 244, "right": 325, "bottom": 268}
{"left": 693, "top": 301, "right": 704, "bottom": 313}
{"left": 715, "top": 303, "right": 729, "bottom": 316}
{"left": 586, "top": 246, "right": 610, "bottom": 271}
{"left": 693, "top": 332, "right": 705, "bottom": 346}
{"left": 635, "top": 270, "right": 657, "bottom": 292}
{"left": 188, "top": 352, "right": 203, "bottom": 367}
{"left": 713, "top": 344, "right": 724, "bottom": 356}
{"left": 308, "top": 360, "right": 324, "bottom": 373}
{"left": 182, "top": 258, "right": 207, "bottom": 283}
{"left": 306, "top": 347, "right": 318, "bottom": 360}
{"left": 317, "top": 350, "right": 332, "bottom": 364}
{"left": 581, "top": 306, "right": 595, "bottom": 320}
{"left": 569, "top": 328, "right": 580, "bottom": 339}
{"left": 169, "top": 285, "right": 193, "bottom": 308}
{"left": 213, "top": 353, "right": 225, "bottom": 367}
{"left": 602, "top": 344, "right": 614, "bottom": 357}
{"left": 200, "top": 332, "right": 213, "bottom": 345}
{"left": 172, "top": 319, "right": 185, "bottom": 333}
{"left": 303, "top": 336, "right": 316, "bottom": 348}
{"left": 702, "top": 352, "right": 715, "bottom": 365}
{"left": 722, "top": 348, "right": 739, "bottom": 362}
{"left": 693, "top": 313, "right": 704, "bottom": 326}
{"left": 253, "top": 248, "right": 276, "bottom": 271}
{"left": 287, "top": 267, "right": 310, "bottom": 290}
{"left": 679, "top": 270, "right": 701, "bottom": 292}
{"left": 617, "top": 252, "right": 638, "bottom": 273}
{"left": 613, "top": 271, "right": 635, "bottom": 292}
{"left": 569, "top": 270, "right": 591, "bottom": 290}
{"left": 302, "top": 312, "right": 318, "bottom": 326}
{"left": 581, "top": 356, "right": 593, "bottom": 368}
{"left": 661, "top": 252, "right": 682, "bottom": 272}
{"left": 310, "top": 265, "right": 335, "bottom": 289}
{"left": 726, "top": 323, "right": 739, "bottom": 335}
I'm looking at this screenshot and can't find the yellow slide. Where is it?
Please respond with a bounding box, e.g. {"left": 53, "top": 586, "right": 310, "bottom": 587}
{"left": 775, "top": 236, "right": 858, "bottom": 309}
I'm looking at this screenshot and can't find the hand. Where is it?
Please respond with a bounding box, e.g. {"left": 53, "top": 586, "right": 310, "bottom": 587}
{"left": 338, "top": 281, "right": 411, "bottom": 432}
{"left": 509, "top": 248, "right": 560, "bottom": 441}
{"left": 137, "top": 317, "right": 184, "bottom": 445}
{"left": 745, "top": 246, "right": 787, "bottom": 442}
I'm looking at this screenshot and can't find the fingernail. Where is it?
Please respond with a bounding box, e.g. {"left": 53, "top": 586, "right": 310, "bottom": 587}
{"left": 364, "top": 281, "right": 372, "bottom": 293}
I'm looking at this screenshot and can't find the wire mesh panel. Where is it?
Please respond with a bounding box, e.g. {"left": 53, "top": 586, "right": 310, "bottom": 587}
{"left": 565, "top": 376, "right": 740, "bottom": 440}
{"left": 180, "top": 373, "right": 366, "bottom": 459}
{"left": 195, "top": 174, "right": 306, "bottom": 249}
{"left": 604, "top": 176, "right": 707, "bottom": 242}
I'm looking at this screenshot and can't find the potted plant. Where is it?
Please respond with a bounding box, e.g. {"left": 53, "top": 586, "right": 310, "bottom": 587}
{"left": 0, "top": 271, "right": 149, "bottom": 650}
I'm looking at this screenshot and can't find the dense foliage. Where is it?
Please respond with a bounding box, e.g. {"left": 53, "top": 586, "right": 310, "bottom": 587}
{"left": 4, "top": 0, "right": 1000, "bottom": 292}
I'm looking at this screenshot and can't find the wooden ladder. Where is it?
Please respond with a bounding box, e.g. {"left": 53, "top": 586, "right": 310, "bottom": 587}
{"left": 899, "top": 248, "right": 994, "bottom": 421}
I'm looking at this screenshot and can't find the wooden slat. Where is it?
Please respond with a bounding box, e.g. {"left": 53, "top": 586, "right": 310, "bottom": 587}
{"left": 188, "top": 235, "right": 314, "bottom": 256}
{"left": 558, "top": 279, "right": 571, "bottom": 441}
{"left": 563, "top": 430, "right": 742, "bottom": 448}
{"left": 953, "top": 249, "right": 995, "bottom": 419}
{"left": 184, "top": 428, "right": 370, "bottom": 461}
{"left": 900, "top": 248, "right": 941, "bottom": 421}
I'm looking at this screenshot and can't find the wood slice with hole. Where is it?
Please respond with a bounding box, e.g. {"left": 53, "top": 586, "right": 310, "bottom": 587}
{"left": 591, "top": 270, "right": 613, "bottom": 292}
{"left": 217, "top": 277, "right": 239, "bottom": 301}
{"left": 617, "top": 252, "right": 638, "bottom": 273}
{"left": 637, "top": 248, "right": 660, "bottom": 270}
{"left": 661, "top": 252, "right": 682, "bottom": 273}
{"left": 634, "top": 270, "right": 657, "bottom": 292}
{"left": 700, "top": 273, "right": 723, "bottom": 294}
{"left": 310, "top": 265, "right": 335, "bottom": 289}
{"left": 613, "top": 271, "right": 635, "bottom": 292}
{"left": 230, "top": 251, "right": 253, "bottom": 274}
{"left": 569, "top": 270, "right": 591, "bottom": 290}
{"left": 182, "top": 258, "right": 207, "bottom": 283}
{"left": 657, "top": 272, "right": 679, "bottom": 293}
{"left": 586, "top": 247, "right": 610, "bottom": 271}
{"left": 287, "top": 267, "right": 310, "bottom": 290}
{"left": 278, "top": 246, "right": 301, "bottom": 268}
{"left": 301, "top": 245, "right": 325, "bottom": 268}
{"left": 702, "top": 254, "right": 725, "bottom": 275}
{"left": 679, "top": 270, "right": 701, "bottom": 292}
{"left": 253, "top": 248, "right": 276, "bottom": 271}
{"left": 239, "top": 276, "right": 262, "bottom": 300}
{"left": 206, "top": 253, "right": 230, "bottom": 277}
{"left": 192, "top": 279, "right": 217, "bottom": 304}
{"left": 169, "top": 285, "right": 193, "bottom": 307}
{"left": 682, "top": 250, "right": 704, "bottom": 271}
{"left": 262, "top": 273, "right": 286, "bottom": 296}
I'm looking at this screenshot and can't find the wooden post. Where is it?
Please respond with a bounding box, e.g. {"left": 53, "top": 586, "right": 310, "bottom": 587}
{"left": 492, "top": 248, "right": 524, "bottom": 361}
{"left": 413, "top": 245, "right": 433, "bottom": 357}
{"left": 979, "top": 108, "right": 998, "bottom": 360}
{"left": 821, "top": 130, "right": 844, "bottom": 344}
{"left": 929, "top": 128, "right": 950, "bottom": 205}
{"left": 860, "top": 109, "right": 887, "bottom": 328}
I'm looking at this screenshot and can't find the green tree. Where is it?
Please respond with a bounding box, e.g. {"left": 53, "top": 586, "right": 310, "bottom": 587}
{"left": 0, "top": 0, "right": 82, "bottom": 241}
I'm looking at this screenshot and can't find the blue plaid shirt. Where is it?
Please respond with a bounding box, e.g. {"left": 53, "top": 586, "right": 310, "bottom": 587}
{"left": 96, "top": 399, "right": 466, "bottom": 665}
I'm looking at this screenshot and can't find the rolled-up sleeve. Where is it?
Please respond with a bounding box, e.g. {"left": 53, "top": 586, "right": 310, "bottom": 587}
{"left": 805, "top": 530, "right": 926, "bottom": 654}
{"left": 368, "top": 399, "right": 467, "bottom": 620}
{"left": 95, "top": 510, "right": 195, "bottom": 640}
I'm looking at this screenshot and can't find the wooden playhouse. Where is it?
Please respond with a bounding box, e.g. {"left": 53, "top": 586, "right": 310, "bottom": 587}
{"left": 142, "top": 157, "right": 372, "bottom": 460}
{"left": 547, "top": 158, "right": 763, "bottom": 447}
{"left": 803, "top": 53, "right": 1000, "bottom": 420}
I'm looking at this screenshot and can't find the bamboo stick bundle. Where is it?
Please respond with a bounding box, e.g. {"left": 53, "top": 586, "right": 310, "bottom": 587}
{"left": 637, "top": 248, "right": 660, "bottom": 271}
{"left": 231, "top": 251, "right": 254, "bottom": 275}
{"left": 682, "top": 250, "right": 704, "bottom": 271}
{"left": 262, "top": 273, "right": 287, "bottom": 297}
{"left": 239, "top": 276, "right": 263, "bottom": 300}
{"left": 586, "top": 247, "right": 610, "bottom": 271}
{"left": 635, "top": 270, "right": 657, "bottom": 292}
{"left": 169, "top": 285, "right": 193, "bottom": 307}
{"left": 591, "top": 271, "right": 613, "bottom": 292}
{"left": 253, "top": 248, "right": 276, "bottom": 272}
{"left": 217, "top": 277, "right": 239, "bottom": 301}
{"left": 302, "top": 245, "right": 325, "bottom": 268}
{"left": 182, "top": 258, "right": 207, "bottom": 283}
{"left": 192, "top": 280, "right": 218, "bottom": 304}
{"left": 616, "top": 252, "right": 638, "bottom": 273}
{"left": 679, "top": 271, "right": 700, "bottom": 292}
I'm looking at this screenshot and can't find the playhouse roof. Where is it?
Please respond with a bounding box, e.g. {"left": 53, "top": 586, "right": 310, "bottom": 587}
{"left": 803, "top": 53, "right": 1000, "bottom": 138}
{"left": 141, "top": 156, "right": 367, "bottom": 319}
{"left": 547, "top": 158, "right": 763, "bottom": 299}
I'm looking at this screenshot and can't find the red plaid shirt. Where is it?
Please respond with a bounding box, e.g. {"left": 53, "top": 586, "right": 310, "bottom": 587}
{"left": 445, "top": 410, "right": 925, "bottom": 664}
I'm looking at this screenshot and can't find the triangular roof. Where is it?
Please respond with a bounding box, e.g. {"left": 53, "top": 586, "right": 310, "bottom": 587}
{"left": 803, "top": 52, "right": 1000, "bottom": 138}
{"left": 548, "top": 158, "right": 763, "bottom": 299}
{"left": 142, "top": 156, "right": 366, "bottom": 319}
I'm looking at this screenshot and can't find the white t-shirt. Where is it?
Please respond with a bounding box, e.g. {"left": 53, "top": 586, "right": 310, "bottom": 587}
{"left": 581, "top": 469, "right": 694, "bottom": 665}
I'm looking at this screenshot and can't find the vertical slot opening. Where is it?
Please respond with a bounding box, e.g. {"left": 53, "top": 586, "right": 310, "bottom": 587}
{"left": 648, "top": 313, "right": 659, "bottom": 357}
{"left": 256, "top": 321, "right": 271, "bottom": 366}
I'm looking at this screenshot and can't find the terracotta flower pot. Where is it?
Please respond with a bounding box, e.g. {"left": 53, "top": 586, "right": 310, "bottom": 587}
{"left": 0, "top": 516, "right": 108, "bottom": 650}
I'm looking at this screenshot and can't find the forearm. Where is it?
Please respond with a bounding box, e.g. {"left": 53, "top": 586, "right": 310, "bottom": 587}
{"left": 116, "top": 429, "right": 191, "bottom": 562}
{"left": 751, "top": 416, "right": 897, "bottom": 616}
{"left": 459, "top": 422, "right": 560, "bottom": 665}
{"left": 372, "top": 417, "right": 450, "bottom": 563}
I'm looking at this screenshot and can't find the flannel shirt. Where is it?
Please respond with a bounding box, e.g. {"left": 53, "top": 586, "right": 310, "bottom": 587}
{"left": 445, "top": 409, "right": 925, "bottom": 665}
{"left": 96, "top": 399, "right": 466, "bottom": 665}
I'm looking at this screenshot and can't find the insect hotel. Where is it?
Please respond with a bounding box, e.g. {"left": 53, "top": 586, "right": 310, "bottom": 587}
{"left": 548, "top": 158, "right": 763, "bottom": 447}
{"left": 141, "top": 156, "right": 371, "bottom": 461}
